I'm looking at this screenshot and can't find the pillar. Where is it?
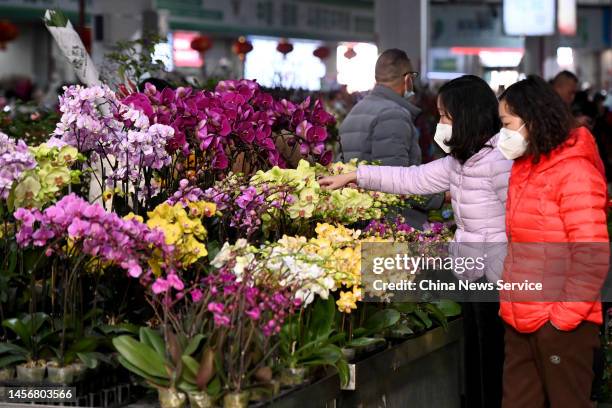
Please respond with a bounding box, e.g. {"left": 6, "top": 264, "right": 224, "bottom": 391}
{"left": 374, "top": 0, "right": 429, "bottom": 76}
{"left": 523, "top": 35, "right": 560, "bottom": 79}
{"left": 90, "top": 0, "right": 156, "bottom": 67}
{"left": 323, "top": 42, "right": 338, "bottom": 89}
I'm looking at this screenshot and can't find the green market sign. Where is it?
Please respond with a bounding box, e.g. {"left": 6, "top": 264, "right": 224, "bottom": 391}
{"left": 0, "top": 0, "right": 92, "bottom": 22}
{"left": 156, "top": 0, "right": 375, "bottom": 42}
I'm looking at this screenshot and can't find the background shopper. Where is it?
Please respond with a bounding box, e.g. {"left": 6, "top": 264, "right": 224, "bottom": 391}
{"left": 337, "top": 49, "right": 443, "bottom": 229}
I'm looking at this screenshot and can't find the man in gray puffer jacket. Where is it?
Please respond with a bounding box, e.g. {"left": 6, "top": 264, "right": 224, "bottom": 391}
{"left": 338, "top": 49, "right": 444, "bottom": 228}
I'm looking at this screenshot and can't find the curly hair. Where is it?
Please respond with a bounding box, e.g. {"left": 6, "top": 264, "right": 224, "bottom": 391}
{"left": 438, "top": 75, "right": 501, "bottom": 164}
{"left": 500, "top": 75, "right": 575, "bottom": 162}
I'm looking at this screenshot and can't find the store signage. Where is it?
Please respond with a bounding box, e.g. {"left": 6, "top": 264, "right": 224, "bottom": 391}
{"left": 155, "top": 0, "right": 374, "bottom": 42}
{"left": 502, "top": 0, "right": 556, "bottom": 36}
{"left": 0, "top": 0, "right": 90, "bottom": 11}
{"left": 431, "top": 5, "right": 523, "bottom": 49}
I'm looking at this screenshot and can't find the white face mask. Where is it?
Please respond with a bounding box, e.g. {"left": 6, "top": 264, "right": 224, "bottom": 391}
{"left": 404, "top": 77, "right": 415, "bottom": 100}
{"left": 498, "top": 123, "right": 527, "bottom": 160}
{"left": 434, "top": 123, "right": 453, "bottom": 154}
{"left": 404, "top": 90, "right": 415, "bottom": 100}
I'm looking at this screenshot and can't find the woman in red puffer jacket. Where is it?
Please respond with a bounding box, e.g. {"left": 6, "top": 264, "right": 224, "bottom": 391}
{"left": 497, "top": 76, "right": 609, "bottom": 408}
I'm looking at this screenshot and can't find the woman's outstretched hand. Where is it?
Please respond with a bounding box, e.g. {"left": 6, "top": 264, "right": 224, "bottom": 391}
{"left": 318, "top": 171, "right": 357, "bottom": 190}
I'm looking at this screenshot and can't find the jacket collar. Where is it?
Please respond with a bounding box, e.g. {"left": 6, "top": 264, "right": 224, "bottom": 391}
{"left": 463, "top": 133, "right": 500, "bottom": 166}
{"left": 513, "top": 127, "right": 602, "bottom": 175}
{"left": 371, "top": 84, "right": 422, "bottom": 117}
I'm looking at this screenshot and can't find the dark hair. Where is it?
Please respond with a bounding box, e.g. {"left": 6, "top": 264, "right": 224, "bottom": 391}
{"left": 573, "top": 91, "right": 597, "bottom": 118}
{"left": 138, "top": 77, "right": 173, "bottom": 92}
{"left": 594, "top": 93, "right": 606, "bottom": 104}
{"left": 552, "top": 70, "right": 578, "bottom": 86}
{"left": 500, "top": 75, "right": 574, "bottom": 162}
{"left": 438, "top": 75, "right": 501, "bottom": 164}
{"left": 375, "top": 49, "right": 412, "bottom": 84}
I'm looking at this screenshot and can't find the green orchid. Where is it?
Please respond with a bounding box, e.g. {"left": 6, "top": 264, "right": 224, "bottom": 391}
{"left": 11, "top": 143, "right": 82, "bottom": 208}
{"left": 14, "top": 175, "right": 42, "bottom": 208}
{"left": 41, "top": 166, "right": 71, "bottom": 194}
{"left": 56, "top": 146, "right": 79, "bottom": 165}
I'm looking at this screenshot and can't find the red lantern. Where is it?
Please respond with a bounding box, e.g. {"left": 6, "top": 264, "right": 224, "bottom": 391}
{"left": 232, "top": 36, "right": 253, "bottom": 61}
{"left": 0, "top": 20, "right": 19, "bottom": 50}
{"left": 191, "top": 35, "right": 213, "bottom": 53}
{"left": 313, "top": 46, "right": 330, "bottom": 60}
{"left": 344, "top": 47, "right": 357, "bottom": 60}
{"left": 276, "top": 39, "right": 293, "bottom": 56}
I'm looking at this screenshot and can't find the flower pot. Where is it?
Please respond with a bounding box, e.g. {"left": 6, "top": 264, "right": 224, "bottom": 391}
{"left": 72, "top": 362, "right": 87, "bottom": 381}
{"left": 0, "top": 366, "right": 15, "bottom": 380}
{"left": 270, "top": 379, "right": 281, "bottom": 396}
{"left": 279, "top": 366, "right": 308, "bottom": 387}
{"left": 222, "top": 391, "right": 250, "bottom": 408}
{"left": 250, "top": 378, "right": 281, "bottom": 402}
{"left": 158, "top": 388, "right": 187, "bottom": 408}
{"left": 16, "top": 363, "right": 46, "bottom": 382}
{"left": 249, "top": 387, "right": 267, "bottom": 402}
{"left": 341, "top": 347, "right": 357, "bottom": 361}
{"left": 46, "top": 363, "right": 75, "bottom": 384}
{"left": 187, "top": 391, "right": 214, "bottom": 408}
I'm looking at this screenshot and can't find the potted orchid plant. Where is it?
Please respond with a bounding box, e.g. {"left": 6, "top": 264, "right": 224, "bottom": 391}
{"left": 113, "top": 324, "right": 220, "bottom": 408}
{"left": 11, "top": 193, "right": 174, "bottom": 385}
{"left": 0, "top": 132, "right": 37, "bottom": 335}
{"left": 206, "top": 266, "right": 301, "bottom": 407}
{"left": 51, "top": 84, "right": 176, "bottom": 216}
{"left": 202, "top": 159, "right": 406, "bottom": 244}
{"left": 278, "top": 297, "right": 349, "bottom": 387}
{"left": 118, "top": 79, "right": 335, "bottom": 191}
{"left": 112, "top": 193, "right": 220, "bottom": 407}
{"left": 1, "top": 313, "right": 56, "bottom": 381}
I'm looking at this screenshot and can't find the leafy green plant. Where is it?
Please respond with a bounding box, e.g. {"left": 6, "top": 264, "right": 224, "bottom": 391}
{"left": 280, "top": 297, "right": 349, "bottom": 386}
{"left": 344, "top": 308, "right": 401, "bottom": 348}
{"left": 0, "top": 103, "right": 60, "bottom": 147}
{"left": 103, "top": 36, "right": 166, "bottom": 87}
{"left": 0, "top": 313, "right": 56, "bottom": 368}
{"left": 50, "top": 334, "right": 108, "bottom": 368}
{"left": 44, "top": 9, "right": 69, "bottom": 28}
{"left": 113, "top": 327, "right": 220, "bottom": 397}
{"left": 388, "top": 300, "right": 461, "bottom": 338}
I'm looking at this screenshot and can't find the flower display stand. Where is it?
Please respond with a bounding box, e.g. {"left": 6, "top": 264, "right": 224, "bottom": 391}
{"left": 261, "top": 318, "right": 464, "bottom": 408}
{"left": 337, "top": 317, "right": 463, "bottom": 408}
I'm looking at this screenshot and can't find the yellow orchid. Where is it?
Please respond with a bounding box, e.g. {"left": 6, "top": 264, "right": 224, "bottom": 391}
{"left": 336, "top": 290, "right": 359, "bottom": 313}
{"left": 145, "top": 201, "right": 215, "bottom": 267}
{"left": 124, "top": 213, "right": 144, "bottom": 223}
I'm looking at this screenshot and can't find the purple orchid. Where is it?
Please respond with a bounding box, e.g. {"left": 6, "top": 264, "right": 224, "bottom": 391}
{"left": 14, "top": 194, "right": 174, "bottom": 281}
{"left": 0, "top": 132, "right": 36, "bottom": 200}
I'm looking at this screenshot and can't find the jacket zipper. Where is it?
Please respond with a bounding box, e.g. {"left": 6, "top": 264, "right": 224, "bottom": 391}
{"left": 455, "top": 167, "right": 463, "bottom": 228}
{"left": 508, "top": 167, "right": 534, "bottom": 242}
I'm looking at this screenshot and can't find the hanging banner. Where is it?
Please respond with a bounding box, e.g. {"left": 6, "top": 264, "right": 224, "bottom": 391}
{"left": 44, "top": 9, "right": 99, "bottom": 86}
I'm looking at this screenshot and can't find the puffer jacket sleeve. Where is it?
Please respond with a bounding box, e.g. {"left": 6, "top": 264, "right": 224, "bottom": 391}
{"left": 370, "top": 107, "right": 421, "bottom": 166}
{"left": 549, "top": 157, "right": 609, "bottom": 331}
{"left": 490, "top": 159, "right": 512, "bottom": 206}
{"left": 356, "top": 156, "right": 452, "bottom": 195}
